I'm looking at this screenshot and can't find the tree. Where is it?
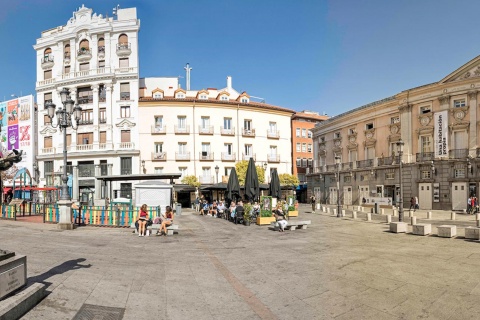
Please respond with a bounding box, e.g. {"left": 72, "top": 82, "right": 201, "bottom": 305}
{"left": 235, "top": 160, "right": 266, "bottom": 185}
{"left": 278, "top": 173, "right": 299, "bottom": 187}
{"left": 181, "top": 175, "right": 200, "bottom": 187}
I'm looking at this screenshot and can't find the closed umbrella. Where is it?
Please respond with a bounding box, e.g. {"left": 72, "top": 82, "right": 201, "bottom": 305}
{"left": 269, "top": 169, "right": 281, "bottom": 199}
{"left": 244, "top": 158, "right": 259, "bottom": 202}
{"left": 225, "top": 168, "right": 240, "bottom": 203}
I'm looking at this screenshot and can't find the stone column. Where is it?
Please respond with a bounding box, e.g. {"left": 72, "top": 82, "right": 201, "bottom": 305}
{"left": 105, "top": 83, "right": 113, "bottom": 148}
{"left": 73, "top": 165, "right": 79, "bottom": 201}
{"left": 398, "top": 102, "right": 412, "bottom": 162}
{"left": 94, "top": 164, "right": 101, "bottom": 202}
{"left": 92, "top": 84, "right": 100, "bottom": 150}
{"left": 108, "top": 163, "right": 113, "bottom": 175}
{"left": 469, "top": 91, "right": 477, "bottom": 157}
{"left": 69, "top": 88, "right": 78, "bottom": 149}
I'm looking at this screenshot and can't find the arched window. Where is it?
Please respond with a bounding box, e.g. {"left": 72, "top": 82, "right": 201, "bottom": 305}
{"left": 118, "top": 34, "right": 128, "bottom": 45}
{"left": 64, "top": 44, "right": 71, "bottom": 58}
{"left": 79, "top": 39, "right": 90, "bottom": 51}
{"left": 44, "top": 48, "right": 52, "bottom": 56}
{"left": 98, "top": 38, "right": 105, "bottom": 54}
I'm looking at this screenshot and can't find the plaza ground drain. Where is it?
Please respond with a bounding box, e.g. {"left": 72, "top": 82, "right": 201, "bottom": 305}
{"left": 73, "top": 304, "right": 125, "bottom": 320}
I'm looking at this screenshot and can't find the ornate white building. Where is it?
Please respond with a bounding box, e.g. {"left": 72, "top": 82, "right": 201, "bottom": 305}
{"left": 34, "top": 5, "right": 141, "bottom": 204}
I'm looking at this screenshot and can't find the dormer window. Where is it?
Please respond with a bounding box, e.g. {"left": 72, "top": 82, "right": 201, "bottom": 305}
{"left": 199, "top": 95, "right": 208, "bottom": 100}
{"left": 241, "top": 98, "right": 248, "bottom": 103}
{"left": 153, "top": 92, "right": 163, "bottom": 99}
{"left": 221, "top": 96, "right": 228, "bottom": 101}
{"left": 420, "top": 106, "right": 431, "bottom": 114}
{"left": 177, "top": 93, "right": 185, "bottom": 99}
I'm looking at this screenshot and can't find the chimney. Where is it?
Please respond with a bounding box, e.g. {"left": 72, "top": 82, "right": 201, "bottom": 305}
{"left": 226, "top": 76, "right": 232, "bottom": 91}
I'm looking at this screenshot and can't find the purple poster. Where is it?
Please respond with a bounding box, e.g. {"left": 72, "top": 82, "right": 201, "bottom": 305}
{"left": 8, "top": 125, "right": 18, "bottom": 150}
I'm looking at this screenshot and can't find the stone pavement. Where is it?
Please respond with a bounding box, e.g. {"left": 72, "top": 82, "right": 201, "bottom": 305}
{"left": 2, "top": 205, "right": 480, "bottom": 319}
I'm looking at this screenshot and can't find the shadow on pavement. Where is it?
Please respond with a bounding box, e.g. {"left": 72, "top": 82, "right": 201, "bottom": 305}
{"left": 28, "top": 258, "right": 92, "bottom": 289}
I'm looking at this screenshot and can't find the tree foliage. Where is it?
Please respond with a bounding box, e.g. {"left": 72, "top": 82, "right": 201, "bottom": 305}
{"left": 181, "top": 175, "right": 200, "bottom": 187}
{"left": 235, "top": 160, "right": 266, "bottom": 185}
{"left": 278, "top": 173, "right": 299, "bottom": 187}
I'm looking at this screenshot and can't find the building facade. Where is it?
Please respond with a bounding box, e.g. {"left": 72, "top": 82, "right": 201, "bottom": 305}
{"left": 308, "top": 55, "right": 480, "bottom": 211}
{"left": 34, "top": 5, "right": 141, "bottom": 204}
{"left": 138, "top": 76, "right": 295, "bottom": 206}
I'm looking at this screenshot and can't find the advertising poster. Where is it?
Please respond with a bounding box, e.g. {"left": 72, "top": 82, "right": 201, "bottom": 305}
{"left": 7, "top": 100, "right": 18, "bottom": 126}
{"left": 434, "top": 110, "right": 448, "bottom": 158}
{"left": 8, "top": 125, "right": 19, "bottom": 150}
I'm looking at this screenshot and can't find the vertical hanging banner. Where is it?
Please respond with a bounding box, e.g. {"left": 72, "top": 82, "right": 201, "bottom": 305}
{"left": 434, "top": 110, "right": 449, "bottom": 158}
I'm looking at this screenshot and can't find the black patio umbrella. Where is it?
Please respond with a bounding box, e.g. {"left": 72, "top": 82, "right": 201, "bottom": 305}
{"left": 225, "top": 168, "right": 240, "bottom": 203}
{"left": 244, "top": 158, "right": 259, "bottom": 202}
{"left": 269, "top": 168, "right": 281, "bottom": 199}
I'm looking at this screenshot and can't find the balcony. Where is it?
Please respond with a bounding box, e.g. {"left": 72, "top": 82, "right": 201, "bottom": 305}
{"left": 416, "top": 152, "right": 434, "bottom": 162}
{"left": 100, "top": 164, "right": 108, "bottom": 176}
{"left": 116, "top": 42, "right": 131, "bottom": 57}
{"left": 78, "top": 96, "right": 93, "bottom": 105}
{"left": 174, "top": 125, "right": 190, "bottom": 134}
{"left": 41, "top": 55, "right": 54, "bottom": 69}
{"left": 98, "top": 46, "right": 105, "bottom": 59}
{"left": 78, "top": 119, "right": 94, "bottom": 125}
{"left": 99, "top": 143, "right": 114, "bottom": 150}
{"left": 242, "top": 128, "right": 256, "bottom": 137}
{"left": 99, "top": 118, "right": 107, "bottom": 124}
{"left": 198, "top": 125, "right": 214, "bottom": 135}
{"left": 242, "top": 153, "right": 256, "bottom": 161}
{"left": 267, "top": 130, "right": 280, "bottom": 139}
{"left": 220, "top": 126, "right": 235, "bottom": 135}
{"left": 72, "top": 144, "right": 94, "bottom": 152}
{"left": 267, "top": 154, "right": 280, "bottom": 163}
{"left": 221, "top": 152, "right": 236, "bottom": 161}
{"left": 64, "top": 53, "right": 71, "bottom": 64}
{"left": 151, "top": 125, "right": 166, "bottom": 134}
{"left": 199, "top": 152, "right": 214, "bottom": 161}
{"left": 77, "top": 48, "right": 92, "bottom": 62}
{"left": 199, "top": 175, "right": 214, "bottom": 184}
{"left": 120, "top": 92, "right": 131, "bottom": 100}
{"left": 152, "top": 152, "right": 167, "bottom": 161}
{"left": 356, "top": 159, "right": 374, "bottom": 168}
{"left": 449, "top": 148, "right": 469, "bottom": 159}
{"left": 41, "top": 147, "right": 55, "bottom": 154}
{"left": 326, "top": 164, "right": 336, "bottom": 172}
{"left": 176, "top": 152, "right": 190, "bottom": 161}
{"left": 78, "top": 164, "right": 95, "bottom": 177}
{"left": 378, "top": 156, "right": 399, "bottom": 166}
{"left": 118, "top": 142, "right": 135, "bottom": 149}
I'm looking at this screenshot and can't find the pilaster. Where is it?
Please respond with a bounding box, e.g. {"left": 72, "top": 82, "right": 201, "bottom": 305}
{"left": 73, "top": 165, "right": 79, "bottom": 201}
{"left": 94, "top": 164, "right": 101, "bottom": 201}
{"left": 469, "top": 91, "right": 477, "bottom": 156}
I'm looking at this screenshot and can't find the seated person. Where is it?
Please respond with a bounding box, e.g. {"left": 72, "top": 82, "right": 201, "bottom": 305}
{"left": 252, "top": 201, "right": 260, "bottom": 218}
{"left": 234, "top": 201, "right": 245, "bottom": 224}
{"left": 200, "top": 201, "right": 209, "bottom": 215}
{"left": 159, "top": 206, "right": 174, "bottom": 236}
{"left": 209, "top": 201, "right": 218, "bottom": 216}
{"left": 217, "top": 201, "right": 226, "bottom": 218}
{"left": 273, "top": 204, "right": 288, "bottom": 232}
{"left": 229, "top": 201, "right": 236, "bottom": 221}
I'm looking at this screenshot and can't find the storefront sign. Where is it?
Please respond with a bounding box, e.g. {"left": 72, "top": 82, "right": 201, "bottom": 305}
{"left": 434, "top": 110, "right": 449, "bottom": 157}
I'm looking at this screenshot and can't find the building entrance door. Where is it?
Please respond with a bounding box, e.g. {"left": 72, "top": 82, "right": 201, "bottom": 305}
{"left": 452, "top": 182, "right": 467, "bottom": 210}
{"left": 329, "top": 187, "right": 337, "bottom": 205}
{"left": 418, "top": 183, "right": 432, "bottom": 210}
{"left": 384, "top": 185, "right": 396, "bottom": 205}
{"left": 343, "top": 186, "right": 352, "bottom": 205}
{"left": 359, "top": 186, "right": 369, "bottom": 203}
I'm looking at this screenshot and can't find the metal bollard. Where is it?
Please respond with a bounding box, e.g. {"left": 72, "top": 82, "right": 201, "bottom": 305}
{"left": 342, "top": 209, "right": 346, "bottom": 217}
{"left": 352, "top": 211, "right": 357, "bottom": 219}
{"left": 451, "top": 212, "right": 456, "bottom": 220}
{"left": 411, "top": 216, "right": 417, "bottom": 225}
{"left": 408, "top": 210, "right": 414, "bottom": 218}
{"left": 427, "top": 211, "right": 432, "bottom": 219}
{"left": 381, "top": 208, "right": 385, "bottom": 215}
{"left": 366, "top": 213, "right": 371, "bottom": 221}
{"left": 386, "top": 215, "right": 392, "bottom": 223}
{"left": 392, "top": 209, "right": 397, "bottom": 217}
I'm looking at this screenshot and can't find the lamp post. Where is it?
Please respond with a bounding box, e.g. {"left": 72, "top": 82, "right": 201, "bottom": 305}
{"left": 215, "top": 165, "right": 219, "bottom": 183}
{"left": 46, "top": 87, "right": 82, "bottom": 230}
{"left": 263, "top": 162, "right": 268, "bottom": 183}
{"left": 335, "top": 156, "right": 341, "bottom": 217}
{"left": 396, "top": 139, "right": 404, "bottom": 222}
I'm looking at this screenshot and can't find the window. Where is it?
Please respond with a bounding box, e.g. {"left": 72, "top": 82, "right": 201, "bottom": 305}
{"left": 307, "top": 131, "right": 312, "bottom": 138}
{"left": 348, "top": 128, "right": 355, "bottom": 135}
{"left": 385, "top": 170, "right": 395, "bottom": 179}
{"left": 179, "top": 167, "right": 188, "bottom": 179}
{"left": 44, "top": 114, "right": 51, "bottom": 125}
{"left": 302, "top": 159, "right": 307, "bottom": 167}
{"left": 78, "top": 86, "right": 93, "bottom": 104}
{"left": 223, "top": 118, "right": 231, "bottom": 130}
{"left": 121, "top": 130, "right": 130, "bottom": 143}
{"left": 178, "top": 143, "right": 187, "bottom": 154}
{"left": 155, "top": 116, "right": 163, "bottom": 128}
{"left": 80, "top": 109, "right": 93, "bottom": 124}
{"left": 366, "top": 147, "right": 375, "bottom": 159}
{"left": 64, "top": 44, "right": 70, "bottom": 58}
{"left": 64, "top": 66, "right": 70, "bottom": 74}
{"left": 270, "top": 146, "right": 277, "bottom": 155}
{"left": 344, "top": 176, "right": 351, "bottom": 183}
{"left": 241, "top": 98, "right": 248, "bottom": 103}
{"left": 120, "top": 157, "right": 132, "bottom": 175}
{"left": 334, "top": 132, "right": 340, "bottom": 139}
{"left": 349, "top": 150, "right": 357, "bottom": 162}
{"left": 269, "top": 122, "right": 277, "bottom": 133}
{"left": 79, "top": 39, "right": 90, "bottom": 50}
{"left": 455, "top": 168, "right": 465, "bottom": 178}
{"left": 420, "top": 106, "right": 431, "bottom": 114}
{"left": 119, "top": 58, "right": 129, "bottom": 68}
{"left": 44, "top": 70, "right": 52, "bottom": 80}
{"left": 220, "top": 95, "right": 228, "bottom": 101}
{"left": 245, "top": 144, "right": 252, "bottom": 156}
{"left": 98, "top": 60, "right": 105, "bottom": 68}
{"left": 201, "top": 143, "right": 211, "bottom": 156}
{"left": 201, "top": 117, "right": 210, "bottom": 129}
{"left": 199, "top": 95, "right": 208, "bottom": 100}
{"left": 154, "top": 142, "right": 163, "bottom": 153}
{"left": 296, "top": 158, "right": 301, "bottom": 167}
{"left": 178, "top": 116, "right": 186, "bottom": 129}
{"left": 307, "top": 144, "right": 312, "bottom": 152}
{"left": 320, "top": 137, "right": 325, "bottom": 143}
{"left": 98, "top": 38, "right": 105, "bottom": 53}
{"left": 99, "top": 85, "right": 106, "bottom": 102}
{"left": 421, "top": 170, "right": 431, "bottom": 179}
{"left": 224, "top": 143, "right": 232, "bottom": 155}
{"left": 302, "top": 129, "right": 307, "bottom": 137}
{"left": 244, "top": 120, "right": 252, "bottom": 131}
{"left": 120, "top": 106, "right": 131, "bottom": 118}
{"left": 154, "top": 167, "right": 164, "bottom": 174}
{"left": 99, "top": 108, "right": 106, "bottom": 123}
{"left": 100, "top": 131, "right": 106, "bottom": 143}
{"left": 421, "top": 136, "right": 432, "bottom": 153}
{"left": 296, "top": 128, "right": 300, "bottom": 137}
{"left": 120, "top": 83, "right": 130, "bottom": 100}
{"left": 44, "top": 92, "right": 52, "bottom": 106}
{"left": 79, "top": 63, "right": 89, "bottom": 71}
{"left": 44, "top": 160, "right": 54, "bottom": 186}
{"left": 77, "top": 132, "right": 93, "bottom": 145}
{"left": 302, "top": 143, "right": 307, "bottom": 152}
{"left": 44, "top": 136, "right": 52, "bottom": 148}
{"left": 66, "top": 134, "right": 71, "bottom": 146}
{"left": 118, "top": 34, "right": 129, "bottom": 45}
{"left": 296, "top": 143, "right": 301, "bottom": 152}
{"left": 391, "top": 116, "right": 400, "bottom": 124}
{"left": 366, "top": 123, "right": 374, "bottom": 130}
{"left": 454, "top": 99, "right": 466, "bottom": 108}
{"left": 224, "top": 167, "right": 233, "bottom": 176}
{"left": 153, "top": 92, "right": 163, "bottom": 99}
{"left": 176, "top": 93, "right": 185, "bottom": 99}
{"left": 307, "top": 158, "right": 313, "bottom": 167}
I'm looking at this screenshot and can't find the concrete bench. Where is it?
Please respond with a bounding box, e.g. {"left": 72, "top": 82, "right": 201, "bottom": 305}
{"left": 437, "top": 225, "right": 456, "bottom": 238}
{"left": 270, "top": 220, "right": 311, "bottom": 231}
{"left": 147, "top": 223, "right": 179, "bottom": 236}
{"left": 412, "top": 223, "right": 432, "bottom": 236}
{"left": 464, "top": 227, "right": 480, "bottom": 240}
{"left": 390, "top": 222, "right": 408, "bottom": 233}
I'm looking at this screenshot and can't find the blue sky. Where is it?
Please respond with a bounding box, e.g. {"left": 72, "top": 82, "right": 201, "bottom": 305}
{"left": 1, "top": 0, "right": 480, "bottom": 117}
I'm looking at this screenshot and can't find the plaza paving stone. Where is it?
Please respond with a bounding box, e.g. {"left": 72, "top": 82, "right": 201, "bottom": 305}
{"left": 1, "top": 204, "right": 480, "bottom": 319}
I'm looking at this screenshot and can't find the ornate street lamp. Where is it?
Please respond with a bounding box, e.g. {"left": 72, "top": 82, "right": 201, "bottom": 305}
{"left": 46, "top": 87, "right": 82, "bottom": 229}
{"left": 396, "top": 140, "right": 404, "bottom": 222}
{"left": 335, "top": 155, "right": 341, "bottom": 217}
{"left": 215, "top": 165, "right": 219, "bottom": 183}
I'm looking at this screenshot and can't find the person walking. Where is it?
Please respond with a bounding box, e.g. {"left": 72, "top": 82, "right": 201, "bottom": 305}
{"left": 310, "top": 195, "right": 316, "bottom": 212}
{"left": 467, "top": 196, "right": 472, "bottom": 214}
{"left": 410, "top": 197, "right": 416, "bottom": 212}
{"left": 195, "top": 197, "right": 200, "bottom": 212}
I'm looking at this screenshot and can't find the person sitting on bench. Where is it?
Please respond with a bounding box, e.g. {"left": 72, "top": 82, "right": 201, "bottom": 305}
{"left": 200, "top": 201, "right": 209, "bottom": 215}
{"left": 273, "top": 204, "right": 288, "bottom": 232}
{"left": 158, "top": 206, "right": 174, "bottom": 236}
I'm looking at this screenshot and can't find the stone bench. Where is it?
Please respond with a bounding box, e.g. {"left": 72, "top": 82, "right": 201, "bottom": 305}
{"left": 412, "top": 223, "right": 432, "bottom": 236}
{"left": 148, "top": 223, "right": 179, "bottom": 236}
{"left": 464, "top": 227, "right": 480, "bottom": 240}
{"left": 270, "top": 220, "right": 311, "bottom": 231}
{"left": 437, "top": 225, "right": 456, "bottom": 238}
{"left": 390, "top": 222, "right": 408, "bottom": 233}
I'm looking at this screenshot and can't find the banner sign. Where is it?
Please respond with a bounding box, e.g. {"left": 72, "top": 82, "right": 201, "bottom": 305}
{"left": 434, "top": 110, "right": 448, "bottom": 157}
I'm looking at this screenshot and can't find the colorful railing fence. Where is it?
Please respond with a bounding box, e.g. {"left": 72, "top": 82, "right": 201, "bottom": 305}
{"left": 73, "top": 205, "right": 160, "bottom": 227}
{"left": 1, "top": 205, "right": 17, "bottom": 220}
